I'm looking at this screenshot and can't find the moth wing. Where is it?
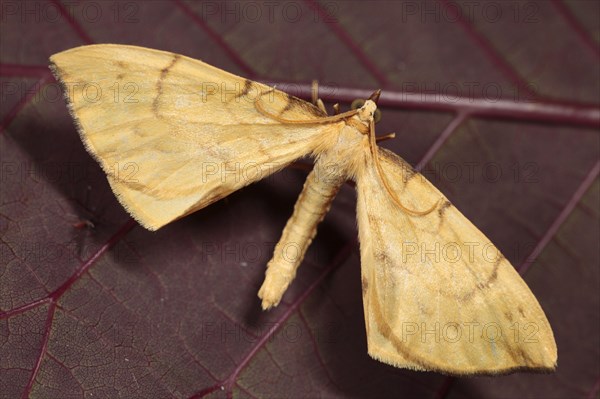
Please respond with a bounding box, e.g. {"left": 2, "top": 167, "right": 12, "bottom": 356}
{"left": 50, "top": 44, "right": 336, "bottom": 230}
{"left": 356, "top": 147, "right": 557, "bottom": 374}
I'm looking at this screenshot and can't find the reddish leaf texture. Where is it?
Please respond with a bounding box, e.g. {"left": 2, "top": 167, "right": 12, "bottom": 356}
{"left": 1, "top": 1, "right": 599, "bottom": 398}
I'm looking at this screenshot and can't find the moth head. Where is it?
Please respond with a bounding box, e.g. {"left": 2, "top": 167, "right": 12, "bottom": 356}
{"left": 357, "top": 100, "right": 378, "bottom": 123}
{"left": 353, "top": 89, "right": 382, "bottom": 123}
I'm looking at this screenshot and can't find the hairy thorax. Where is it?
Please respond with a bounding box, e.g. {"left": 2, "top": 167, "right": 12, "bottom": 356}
{"left": 313, "top": 110, "right": 373, "bottom": 182}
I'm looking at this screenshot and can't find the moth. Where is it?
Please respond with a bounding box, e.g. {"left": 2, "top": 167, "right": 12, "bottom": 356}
{"left": 50, "top": 44, "right": 557, "bottom": 375}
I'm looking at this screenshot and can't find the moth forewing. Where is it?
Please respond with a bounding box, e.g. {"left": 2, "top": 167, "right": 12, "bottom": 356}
{"left": 49, "top": 44, "right": 331, "bottom": 230}
{"left": 355, "top": 148, "right": 557, "bottom": 374}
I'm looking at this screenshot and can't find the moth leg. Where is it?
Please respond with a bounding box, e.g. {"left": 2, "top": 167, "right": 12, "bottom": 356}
{"left": 311, "top": 79, "right": 328, "bottom": 115}
{"left": 259, "top": 158, "right": 343, "bottom": 309}
{"left": 316, "top": 99, "right": 327, "bottom": 114}
{"left": 376, "top": 132, "right": 395, "bottom": 142}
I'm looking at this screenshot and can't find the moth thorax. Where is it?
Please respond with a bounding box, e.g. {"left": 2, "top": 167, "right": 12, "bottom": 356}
{"left": 317, "top": 125, "right": 367, "bottom": 177}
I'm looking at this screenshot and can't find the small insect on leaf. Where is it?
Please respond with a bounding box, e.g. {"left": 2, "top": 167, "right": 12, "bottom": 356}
{"left": 50, "top": 44, "right": 557, "bottom": 375}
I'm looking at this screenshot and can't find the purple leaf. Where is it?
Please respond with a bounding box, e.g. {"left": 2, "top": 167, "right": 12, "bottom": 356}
{"left": 1, "top": 1, "right": 598, "bottom": 398}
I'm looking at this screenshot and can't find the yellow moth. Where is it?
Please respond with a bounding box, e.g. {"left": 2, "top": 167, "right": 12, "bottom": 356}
{"left": 49, "top": 44, "right": 557, "bottom": 375}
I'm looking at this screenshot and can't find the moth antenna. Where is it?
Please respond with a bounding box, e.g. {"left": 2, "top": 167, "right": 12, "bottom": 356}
{"left": 368, "top": 121, "right": 439, "bottom": 216}
{"left": 254, "top": 91, "right": 358, "bottom": 125}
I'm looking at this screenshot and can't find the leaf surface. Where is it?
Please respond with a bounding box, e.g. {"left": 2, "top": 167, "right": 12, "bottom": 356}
{"left": 1, "top": 1, "right": 598, "bottom": 398}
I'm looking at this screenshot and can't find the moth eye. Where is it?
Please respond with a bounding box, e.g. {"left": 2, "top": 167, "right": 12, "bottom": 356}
{"left": 373, "top": 109, "right": 382, "bottom": 124}
{"left": 351, "top": 99, "right": 365, "bottom": 110}
{"left": 351, "top": 98, "right": 382, "bottom": 124}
